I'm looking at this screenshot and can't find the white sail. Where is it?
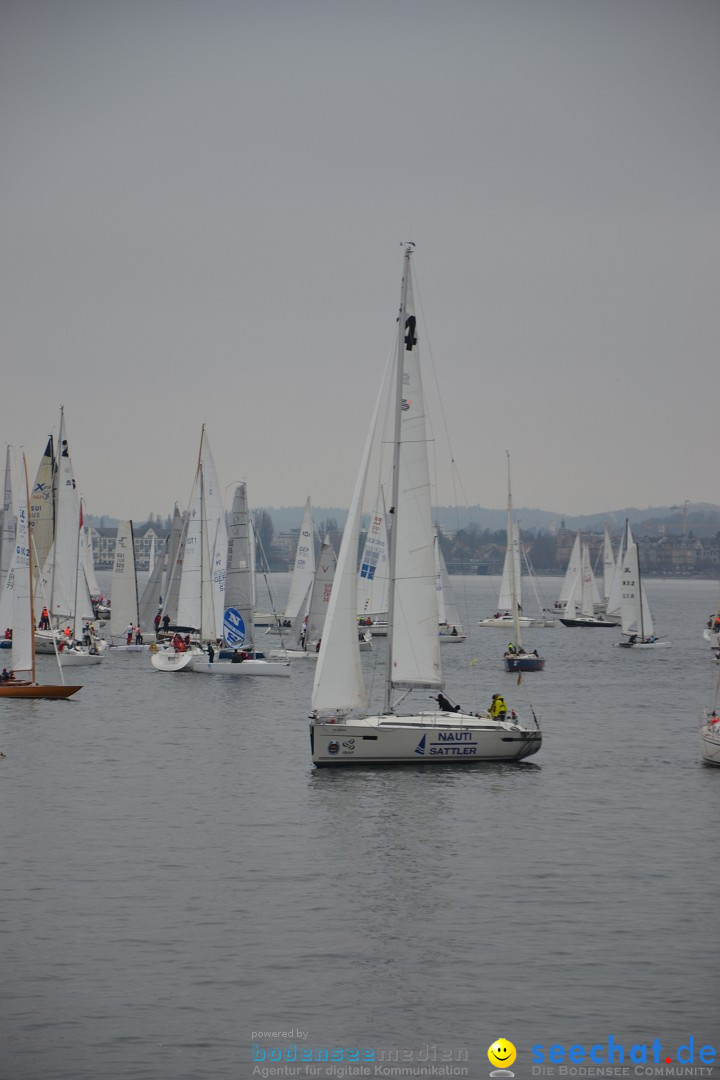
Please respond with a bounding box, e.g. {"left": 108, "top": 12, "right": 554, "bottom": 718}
{"left": 12, "top": 487, "right": 33, "bottom": 679}
{"left": 606, "top": 527, "right": 627, "bottom": 617}
{"left": 40, "top": 413, "right": 82, "bottom": 626}
{"left": 177, "top": 428, "right": 227, "bottom": 641}
{"left": 434, "top": 530, "right": 463, "bottom": 632}
{"left": 306, "top": 536, "right": 336, "bottom": 647}
{"left": 74, "top": 510, "right": 97, "bottom": 635}
{"left": 497, "top": 522, "right": 523, "bottom": 613}
{"left": 284, "top": 498, "right": 315, "bottom": 620}
{"left": 30, "top": 435, "right": 55, "bottom": 580}
{"left": 579, "top": 542, "right": 597, "bottom": 617}
{"left": 110, "top": 521, "right": 139, "bottom": 640}
{"left": 311, "top": 371, "right": 388, "bottom": 715}
{"left": 82, "top": 522, "right": 101, "bottom": 598}
{"left": 200, "top": 435, "right": 227, "bottom": 640}
{"left": 0, "top": 445, "right": 16, "bottom": 580}
{"left": 387, "top": 257, "right": 442, "bottom": 693}
{"left": 224, "top": 482, "right": 254, "bottom": 648}
{"left": 177, "top": 453, "right": 204, "bottom": 631}
{"left": 163, "top": 507, "right": 186, "bottom": 624}
{"left": 619, "top": 540, "right": 655, "bottom": 639}
{"left": 602, "top": 526, "right": 615, "bottom": 606}
{"left": 139, "top": 538, "right": 167, "bottom": 632}
{"left": 357, "top": 491, "right": 390, "bottom": 621}
{"left": 558, "top": 533, "right": 581, "bottom": 607}
{"left": 284, "top": 581, "right": 313, "bottom": 652}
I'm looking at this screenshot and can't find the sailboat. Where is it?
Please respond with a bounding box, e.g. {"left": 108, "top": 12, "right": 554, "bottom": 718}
{"left": 35, "top": 413, "right": 104, "bottom": 665}
{"left": 560, "top": 541, "right": 618, "bottom": 627}
{"left": 283, "top": 497, "right": 316, "bottom": 623}
{"left": 0, "top": 445, "right": 17, "bottom": 649}
{"left": 614, "top": 527, "right": 670, "bottom": 648}
{"left": 108, "top": 520, "right": 148, "bottom": 651}
{"left": 269, "top": 535, "right": 337, "bottom": 660}
{"left": 478, "top": 513, "right": 553, "bottom": 629}
{"left": 434, "top": 530, "right": 466, "bottom": 642}
{"left": 151, "top": 426, "right": 228, "bottom": 671}
{"left": 260, "top": 498, "right": 316, "bottom": 633}
{"left": 356, "top": 490, "right": 390, "bottom": 635}
{"left": 700, "top": 665, "right": 720, "bottom": 765}
{"left": 187, "top": 481, "right": 289, "bottom": 676}
{"left": 502, "top": 454, "right": 544, "bottom": 672}
{"left": 0, "top": 454, "right": 81, "bottom": 699}
{"left": 309, "top": 245, "right": 541, "bottom": 766}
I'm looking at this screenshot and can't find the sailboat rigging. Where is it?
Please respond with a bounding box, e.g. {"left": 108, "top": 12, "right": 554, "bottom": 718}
{"left": 0, "top": 453, "right": 81, "bottom": 699}
{"left": 309, "top": 245, "right": 541, "bottom": 765}
{"left": 502, "top": 453, "right": 544, "bottom": 672}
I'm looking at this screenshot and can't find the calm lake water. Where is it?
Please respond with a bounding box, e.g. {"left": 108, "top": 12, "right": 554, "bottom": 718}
{"left": 1, "top": 574, "right": 717, "bottom": 1080}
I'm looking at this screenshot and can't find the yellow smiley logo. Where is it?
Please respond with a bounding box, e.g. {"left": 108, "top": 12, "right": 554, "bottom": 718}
{"left": 488, "top": 1039, "right": 517, "bottom": 1069}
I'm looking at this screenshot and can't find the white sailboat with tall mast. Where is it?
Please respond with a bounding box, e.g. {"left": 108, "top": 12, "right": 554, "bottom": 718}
{"left": 614, "top": 523, "right": 670, "bottom": 648}
{"left": 187, "top": 481, "right": 290, "bottom": 676}
{"left": 560, "top": 541, "right": 618, "bottom": 628}
{"left": 151, "top": 426, "right": 228, "bottom": 671}
{"left": 0, "top": 453, "right": 81, "bottom": 699}
{"left": 269, "top": 534, "right": 337, "bottom": 660}
{"left": 309, "top": 245, "right": 541, "bottom": 766}
{"left": 434, "top": 530, "right": 466, "bottom": 642}
{"left": 36, "top": 412, "right": 103, "bottom": 664}
{"left": 108, "top": 520, "right": 148, "bottom": 651}
{"left": 478, "top": 510, "right": 553, "bottom": 629}
{"left": 502, "top": 453, "right": 544, "bottom": 671}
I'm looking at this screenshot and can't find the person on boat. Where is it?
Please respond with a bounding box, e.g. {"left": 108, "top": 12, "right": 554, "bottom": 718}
{"left": 231, "top": 649, "right": 247, "bottom": 663}
{"left": 450, "top": 625, "right": 458, "bottom": 636}
{"left": 628, "top": 634, "right": 638, "bottom": 645}
{"left": 39, "top": 607, "right": 50, "bottom": 629}
{"left": 162, "top": 614, "right": 171, "bottom": 634}
{"left": 135, "top": 628, "right": 143, "bottom": 645}
{"left": 489, "top": 693, "right": 508, "bottom": 720}
{"left": 154, "top": 612, "right": 162, "bottom": 637}
{"left": 3, "top": 627, "right": 10, "bottom": 640}
{"left": 207, "top": 642, "right": 215, "bottom": 664}
{"left": 506, "top": 642, "right": 515, "bottom": 654}
{"left": 126, "top": 623, "right": 133, "bottom": 645}
{"left": 435, "top": 693, "right": 460, "bottom": 713}
{"left": 1, "top": 668, "right": 12, "bottom": 681}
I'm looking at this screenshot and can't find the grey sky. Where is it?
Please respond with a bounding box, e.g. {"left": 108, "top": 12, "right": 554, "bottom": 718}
{"left": 2, "top": 0, "right": 718, "bottom": 520}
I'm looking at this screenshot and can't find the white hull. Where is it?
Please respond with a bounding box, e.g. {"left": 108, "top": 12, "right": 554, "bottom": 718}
{"left": 478, "top": 615, "right": 550, "bottom": 628}
{"left": 269, "top": 648, "right": 318, "bottom": 660}
{"left": 109, "top": 643, "right": 151, "bottom": 653}
{"left": 35, "top": 631, "right": 63, "bottom": 654}
{"left": 269, "top": 640, "right": 371, "bottom": 660}
{"left": 189, "top": 658, "right": 290, "bottom": 677}
{"left": 439, "top": 632, "right": 466, "bottom": 643}
{"left": 703, "top": 628, "right": 719, "bottom": 647}
{"left": 150, "top": 648, "right": 199, "bottom": 672}
{"left": 700, "top": 721, "right": 720, "bottom": 765}
{"left": 614, "top": 639, "right": 671, "bottom": 649}
{"left": 59, "top": 651, "right": 103, "bottom": 667}
{"left": 310, "top": 711, "right": 541, "bottom": 766}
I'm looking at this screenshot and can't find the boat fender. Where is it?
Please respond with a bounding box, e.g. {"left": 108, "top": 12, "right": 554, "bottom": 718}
{"left": 328, "top": 717, "right": 337, "bottom": 724}
{"left": 149, "top": 642, "right": 158, "bottom": 653}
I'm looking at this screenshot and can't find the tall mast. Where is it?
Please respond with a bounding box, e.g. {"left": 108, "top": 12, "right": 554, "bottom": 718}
{"left": 507, "top": 451, "right": 523, "bottom": 651}
{"left": 384, "top": 244, "right": 413, "bottom": 713}
{"left": 23, "top": 454, "right": 37, "bottom": 684}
